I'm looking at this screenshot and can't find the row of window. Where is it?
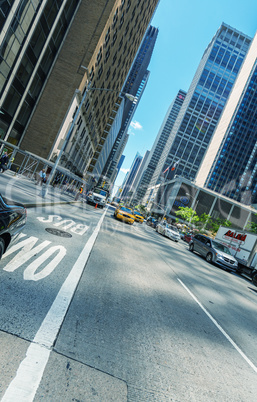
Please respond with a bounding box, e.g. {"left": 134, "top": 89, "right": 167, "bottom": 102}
{"left": 0, "top": 0, "right": 41, "bottom": 93}
{"left": 209, "top": 45, "right": 245, "bottom": 73}
{"left": 88, "top": 3, "right": 156, "bottom": 171}
{"left": 87, "top": 0, "right": 154, "bottom": 134}
{"left": 1, "top": 0, "right": 79, "bottom": 144}
{"left": 199, "top": 68, "right": 234, "bottom": 97}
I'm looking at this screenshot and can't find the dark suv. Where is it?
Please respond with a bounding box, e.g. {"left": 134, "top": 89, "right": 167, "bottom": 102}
{"left": 189, "top": 234, "right": 238, "bottom": 271}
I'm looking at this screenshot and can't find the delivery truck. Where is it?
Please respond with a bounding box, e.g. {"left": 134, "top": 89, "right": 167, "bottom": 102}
{"left": 215, "top": 226, "right": 257, "bottom": 286}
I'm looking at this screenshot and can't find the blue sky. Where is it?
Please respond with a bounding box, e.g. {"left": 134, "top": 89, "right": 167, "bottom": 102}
{"left": 114, "top": 0, "right": 257, "bottom": 188}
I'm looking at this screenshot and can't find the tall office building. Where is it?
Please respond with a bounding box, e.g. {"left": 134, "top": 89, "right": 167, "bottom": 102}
{"left": 116, "top": 154, "right": 125, "bottom": 180}
{"left": 0, "top": 0, "right": 117, "bottom": 153}
{"left": 130, "top": 149, "right": 150, "bottom": 198}
{"left": 99, "top": 26, "right": 158, "bottom": 188}
{"left": 133, "top": 89, "right": 187, "bottom": 203}
{"left": 78, "top": 0, "right": 159, "bottom": 181}
{"left": 196, "top": 30, "right": 257, "bottom": 207}
{"left": 147, "top": 23, "right": 251, "bottom": 197}
{"left": 0, "top": 0, "right": 159, "bottom": 179}
{"left": 120, "top": 152, "right": 142, "bottom": 200}
{"left": 97, "top": 70, "right": 148, "bottom": 186}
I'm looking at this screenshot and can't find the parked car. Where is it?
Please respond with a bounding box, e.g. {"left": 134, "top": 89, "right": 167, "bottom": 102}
{"left": 156, "top": 222, "right": 180, "bottom": 242}
{"left": 183, "top": 232, "right": 193, "bottom": 243}
{"left": 133, "top": 210, "right": 144, "bottom": 223}
{"left": 114, "top": 206, "right": 135, "bottom": 224}
{"left": 189, "top": 234, "right": 238, "bottom": 271}
{"left": 110, "top": 201, "right": 119, "bottom": 208}
{"left": 0, "top": 195, "right": 27, "bottom": 259}
{"left": 146, "top": 217, "right": 158, "bottom": 228}
{"left": 86, "top": 187, "right": 108, "bottom": 208}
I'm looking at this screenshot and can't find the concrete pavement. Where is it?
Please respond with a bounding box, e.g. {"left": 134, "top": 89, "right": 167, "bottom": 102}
{"left": 0, "top": 170, "right": 81, "bottom": 208}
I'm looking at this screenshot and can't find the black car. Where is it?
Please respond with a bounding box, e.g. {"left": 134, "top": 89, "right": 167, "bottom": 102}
{"left": 146, "top": 217, "right": 158, "bottom": 228}
{"left": 0, "top": 194, "right": 27, "bottom": 259}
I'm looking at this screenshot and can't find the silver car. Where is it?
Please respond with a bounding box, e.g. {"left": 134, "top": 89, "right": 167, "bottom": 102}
{"left": 156, "top": 222, "right": 180, "bottom": 242}
{"left": 189, "top": 234, "right": 238, "bottom": 271}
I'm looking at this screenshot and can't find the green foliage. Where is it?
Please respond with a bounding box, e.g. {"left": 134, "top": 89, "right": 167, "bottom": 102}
{"left": 175, "top": 206, "right": 199, "bottom": 224}
{"left": 209, "top": 218, "right": 231, "bottom": 234}
{"left": 198, "top": 213, "right": 212, "bottom": 225}
{"left": 134, "top": 204, "right": 147, "bottom": 213}
{"left": 246, "top": 215, "right": 257, "bottom": 233}
{"left": 176, "top": 207, "right": 232, "bottom": 234}
{"left": 196, "top": 213, "right": 212, "bottom": 230}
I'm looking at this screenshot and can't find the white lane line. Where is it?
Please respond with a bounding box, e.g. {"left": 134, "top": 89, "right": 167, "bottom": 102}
{"left": 2, "top": 210, "right": 107, "bottom": 402}
{"left": 178, "top": 278, "right": 257, "bottom": 374}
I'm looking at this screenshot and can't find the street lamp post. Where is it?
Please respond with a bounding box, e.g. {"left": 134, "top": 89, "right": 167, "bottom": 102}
{"left": 186, "top": 192, "right": 199, "bottom": 226}
{"left": 42, "top": 83, "right": 137, "bottom": 198}
{"left": 149, "top": 201, "right": 167, "bottom": 221}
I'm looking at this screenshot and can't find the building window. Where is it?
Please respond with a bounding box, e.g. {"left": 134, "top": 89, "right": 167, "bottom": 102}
{"left": 104, "top": 27, "right": 110, "bottom": 48}
{"left": 104, "top": 46, "right": 110, "bottom": 63}
{"left": 119, "top": 12, "right": 124, "bottom": 29}
{"left": 96, "top": 47, "right": 103, "bottom": 66}
{"left": 112, "top": 8, "right": 118, "bottom": 28}
{"left": 112, "top": 29, "right": 117, "bottom": 46}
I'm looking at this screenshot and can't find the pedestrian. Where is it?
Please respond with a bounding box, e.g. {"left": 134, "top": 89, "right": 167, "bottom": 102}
{"left": 36, "top": 169, "right": 46, "bottom": 185}
{"left": 8, "top": 156, "right": 14, "bottom": 169}
{"left": 74, "top": 186, "right": 83, "bottom": 200}
{"left": 0, "top": 151, "right": 9, "bottom": 173}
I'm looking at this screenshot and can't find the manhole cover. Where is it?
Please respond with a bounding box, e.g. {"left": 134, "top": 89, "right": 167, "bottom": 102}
{"left": 45, "top": 228, "right": 72, "bottom": 238}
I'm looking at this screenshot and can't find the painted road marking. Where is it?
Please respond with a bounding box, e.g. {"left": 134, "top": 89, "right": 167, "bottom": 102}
{"left": 178, "top": 278, "right": 257, "bottom": 374}
{"left": 37, "top": 215, "right": 89, "bottom": 235}
{"left": 2, "top": 234, "right": 67, "bottom": 281}
{"left": 2, "top": 210, "right": 107, "bottom": 402}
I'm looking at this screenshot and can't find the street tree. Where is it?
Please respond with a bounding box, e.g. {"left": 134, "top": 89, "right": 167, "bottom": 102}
{"left": 209, "top": 218, "right": 231, "bottom": 234}
{"left": 175, "top": 206, "right": 199, "bottom": 226}
{"left": 198, "top": 213, "right": 212, "bottom": 230}
{"left": 246, "top": 214, "right": 257, "bottom": 233}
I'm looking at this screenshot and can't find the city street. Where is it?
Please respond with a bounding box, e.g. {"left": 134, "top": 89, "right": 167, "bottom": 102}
{"left": 0, "top": 177, "right": 257, "bottom": 401}
{"left": 2, "top": 2, "right": 257, "bottom": 401}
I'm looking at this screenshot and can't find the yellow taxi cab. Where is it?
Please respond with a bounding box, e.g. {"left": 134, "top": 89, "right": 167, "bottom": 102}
{"left": 114, "top": 206, "right": 135, "bottom": 224}
{"left": 133, "top": 210, "right": 144, "bottom": 223}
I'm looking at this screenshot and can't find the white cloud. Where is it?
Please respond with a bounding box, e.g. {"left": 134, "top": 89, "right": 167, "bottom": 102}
{"left": 130, "top": 120, "right": 143, "bottom": 130}
{"left": 120, "top": 168, "right": 130, "bottom": 174}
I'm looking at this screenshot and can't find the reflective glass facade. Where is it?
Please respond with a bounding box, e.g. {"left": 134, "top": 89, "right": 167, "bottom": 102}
{"left": 121, "top": 152, "right": 143, "bottom": 199}
{"left": 204, "top": 63, "right": 257, "bottom": 205}
{"left": 0, "top": 0, "right": 79, "bottom": 144}
{"left": 157, "top": 24, "right": 251, "bottom": 183}
{"left": 134, "top": 89, "right": 186, "bottom": 203}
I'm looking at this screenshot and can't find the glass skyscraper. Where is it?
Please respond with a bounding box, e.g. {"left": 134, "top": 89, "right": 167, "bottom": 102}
{"left": 120, "top": 152, "right": 143, "bottom": 200}
{"left": 196, "top": 31, "right": 257, "bottom": 206}
{"left": 134, "top": 89, "right": 187, "bottom": 203}
{"left": 151, "top": 23, "right": 252, "bottom": 189}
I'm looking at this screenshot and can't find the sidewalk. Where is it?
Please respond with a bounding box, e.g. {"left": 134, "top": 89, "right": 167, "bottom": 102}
{"left": 0, "top": 170, "right": 81, "bottom": 208}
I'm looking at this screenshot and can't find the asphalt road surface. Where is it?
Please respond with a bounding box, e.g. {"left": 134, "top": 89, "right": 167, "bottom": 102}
{"left": 1, "top": 203, "right": 257, "bottom": 401}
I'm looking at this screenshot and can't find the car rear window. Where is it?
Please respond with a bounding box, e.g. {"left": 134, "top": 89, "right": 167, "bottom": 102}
{"left": 121, "top": 207, "right": 132, "bottom": 213}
